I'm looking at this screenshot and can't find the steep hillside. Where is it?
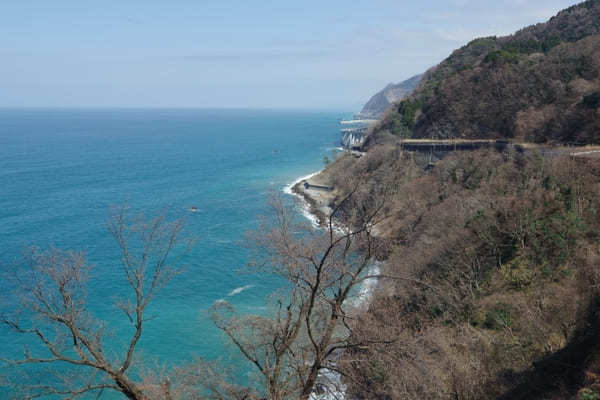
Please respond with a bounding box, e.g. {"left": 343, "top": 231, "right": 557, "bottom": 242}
{"left": 312, "top": 4, "right": 600, "bottom": 398}
{"left": 355, "top": 74, "right": 422, "bottom": 119}
{"left": 320, "top": 147, "right": 600, "bottom": 399}
{"left": 370, "top": 0, "right": 600, "bottom": 145}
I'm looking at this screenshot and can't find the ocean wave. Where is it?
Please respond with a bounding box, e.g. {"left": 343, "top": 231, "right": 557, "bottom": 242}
{"left": 282, "top": 170, "right": 322, "bottom": 196}
{"left": 227, "top": 284, "right": 255, "bottom": 296}
{"left": 310, "top": 367, "right": 346, "bottom": 400}
{"left": 349, "top": 262, "right": 381, "bottom": 309}
{"left": 299, "top": 204, "right": 321, "bottom": 229}
{"left": 283, "top": 170, "right": 347, "bottom": 233}
{"left": 283, "top": 170, "right": 323, "bottom": 229}
{"left": 283, "top": 170, "right": 382, "bottom": 400}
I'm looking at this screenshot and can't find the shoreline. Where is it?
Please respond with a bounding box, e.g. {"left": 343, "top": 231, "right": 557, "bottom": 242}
{"left": 284, "top": 167, "right": 381, "bottom": 400}
{"left": 283, "top": 167, "right": 380, "bottom": 307}
{"left": 283, "top": 170, "right": 323, "bottom": 228}
{"left": 284, "top": 169, "right": 335, "bottom": 228}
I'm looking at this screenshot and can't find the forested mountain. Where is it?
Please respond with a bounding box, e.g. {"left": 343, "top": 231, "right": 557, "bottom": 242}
{"left": 371, "top": 0, "right": 600, "bottom": 144}
{"left": 313, "top": 2, "right": 600, "bottom": 398}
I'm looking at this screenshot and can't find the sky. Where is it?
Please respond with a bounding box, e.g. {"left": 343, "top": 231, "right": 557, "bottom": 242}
{"left": 0, "top": 0, "right": 582, "bottom": 110}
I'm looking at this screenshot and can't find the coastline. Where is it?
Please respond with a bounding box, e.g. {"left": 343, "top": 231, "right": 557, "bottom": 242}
{"left": 283, "top": 167, "right": 381, "bottom": 307}
{"left": 283, "top": 170, "right": 323, "bottom": 228}
{"left": 284, "top": 168, "right": 336, "bottom": 228}
{"left": 284, "top": 167, "right": 381, "bottom": 400}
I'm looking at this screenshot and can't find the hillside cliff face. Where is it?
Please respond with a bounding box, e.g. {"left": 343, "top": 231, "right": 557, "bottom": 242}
{"left": 370, "top": 0, "right": 600, "bottom": 145}
{"left": 323, "top": 147, "right": 600, "bottom": 400}
{"left": 355, "top": 74, "right": 422, "bottom": 119}
{"left": 317, "top": 2, "right": 600, "bottom": 398}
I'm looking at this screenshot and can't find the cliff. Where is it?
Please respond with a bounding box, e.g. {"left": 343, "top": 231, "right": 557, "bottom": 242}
{"left": 355, "top": 74, "right": 423, "bottom": 119}
{"left": 369, "top": 0, "right": 600, "bottom": 145}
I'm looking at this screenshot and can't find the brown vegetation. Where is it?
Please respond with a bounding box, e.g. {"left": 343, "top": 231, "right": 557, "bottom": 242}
{"left": 320, "top": 146, "right": 600, "bottom": 399}
{"left": 369, "top": 0, "right": 600, "bottom": 146}
{"left": 0, "top": 196, "right": 394, "bottom": 400}
{"left": 3, "top": 149, "right": 600, "bottom": 399}
{"left": 208, "top": 194, "right": 387, "bottom": 400}
{"left": 1, "top": 207, "right": 190, "bottom": 399}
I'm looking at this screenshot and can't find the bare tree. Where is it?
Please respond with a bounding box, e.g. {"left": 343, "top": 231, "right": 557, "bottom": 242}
{"left": 1, "top": 207, "right": 190, "bottom": 400}
{"left": 210, "top": 193, "right": 387, "bottom": 400}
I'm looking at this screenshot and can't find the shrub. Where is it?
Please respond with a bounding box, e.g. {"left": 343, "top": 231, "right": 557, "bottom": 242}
{"left": 581, "top": 388, "right": 600, "bottom": 400}
{"left": 583, "top": 91, "right": 600, "bottom": 109}
{"left": 397, "top": 99, "right": 423, "bottom": 129}
{"left": 484, "top": 305, "right": 513, "bottom": 331}
{"left": 499, "top": 257, "right": 536, "bottom": 289}
{"left": 484, "top": 50, "right": 521, "bottom": 64}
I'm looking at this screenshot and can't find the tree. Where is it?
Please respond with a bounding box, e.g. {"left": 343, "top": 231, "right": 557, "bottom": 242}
{"left": 1, "top": 193, "right": 393, "bottom": 400}
{"left": 209, "top": 193, "right": 387, "bottom": 400}
{"left": 1, "top": 207, "right": 191, "bottom": 400}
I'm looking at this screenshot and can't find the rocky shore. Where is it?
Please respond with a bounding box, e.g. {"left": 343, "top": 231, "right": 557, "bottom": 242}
{"left": 286, "top": 163, "right": 382, "bottom": 400}
{"left": 290, "top": 169, "right": 337, "bottom": 227}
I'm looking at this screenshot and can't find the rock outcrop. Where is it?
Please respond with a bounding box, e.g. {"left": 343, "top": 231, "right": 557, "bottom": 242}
{"left": 355, "top": 74, "right": 423, "bottom": 119}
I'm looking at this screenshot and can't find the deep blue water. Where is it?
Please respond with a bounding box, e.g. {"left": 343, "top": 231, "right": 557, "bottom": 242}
{"left": 0, "top": 108, "right": 343, "bottom": 395}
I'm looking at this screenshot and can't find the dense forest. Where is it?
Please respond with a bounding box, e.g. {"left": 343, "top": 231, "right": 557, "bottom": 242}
{"left": 368, "top": 0, "right": 600, "bottom": 145}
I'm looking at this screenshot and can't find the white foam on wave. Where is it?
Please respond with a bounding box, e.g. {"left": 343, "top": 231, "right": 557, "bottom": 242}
{"left": 283, "top": 170, "right": 323, "bottom": 229}
{"left": 350, "top": 262, "right": 381, "bottom": 309}
{"left": 310, "top": 368, "right": 346, "bottom": 400}
{"left": 283, "top": 170, "right": 348, "bottom": 233}
{"left": 227, "top": 284, "right": 255, "bottom": 297}
{"left": 307, "top": 263, "right": 381, "bottom": 400}
{"left": 283, "top": 170, "right": 381, "bottom": 400}
{"left": 283, "top": 170, "right": 322, "bottom": 195}
{"left": 299, "top": 204, "right": 321, "bottom": 229}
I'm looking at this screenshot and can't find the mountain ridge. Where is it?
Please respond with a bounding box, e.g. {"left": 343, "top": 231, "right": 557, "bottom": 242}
{"left": 368, "top": 0, "right": 600, "bottom": 145}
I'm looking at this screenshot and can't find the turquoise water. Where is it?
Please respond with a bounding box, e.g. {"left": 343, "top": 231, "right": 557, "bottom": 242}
{"left": 0, "top": 108, "right": 343, "bottom": 395}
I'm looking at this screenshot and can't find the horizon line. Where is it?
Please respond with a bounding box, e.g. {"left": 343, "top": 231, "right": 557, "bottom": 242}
{"left": 0, "top": 105, "right": 355, "bottom": 113}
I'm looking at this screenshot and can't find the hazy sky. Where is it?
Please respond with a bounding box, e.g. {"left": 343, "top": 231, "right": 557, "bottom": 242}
{"left": 0, "top": 0, "right": 581, "bottom": 110}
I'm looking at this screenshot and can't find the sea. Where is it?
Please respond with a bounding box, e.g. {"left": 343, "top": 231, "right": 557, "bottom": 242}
{"left": 0, "top": 108, "right": 345, "bottom": 396}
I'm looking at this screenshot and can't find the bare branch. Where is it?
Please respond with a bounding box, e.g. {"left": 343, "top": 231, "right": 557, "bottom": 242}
{"left": 2, "top": 207, "right": 190, "bottom": 400}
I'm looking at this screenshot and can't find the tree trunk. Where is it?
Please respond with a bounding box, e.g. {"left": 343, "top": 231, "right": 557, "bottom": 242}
{"left": 113, "top": 374, "right": 146, "bottom": 400}
{"left": 299, "top": 367, "right": 321, "bottom": 400}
